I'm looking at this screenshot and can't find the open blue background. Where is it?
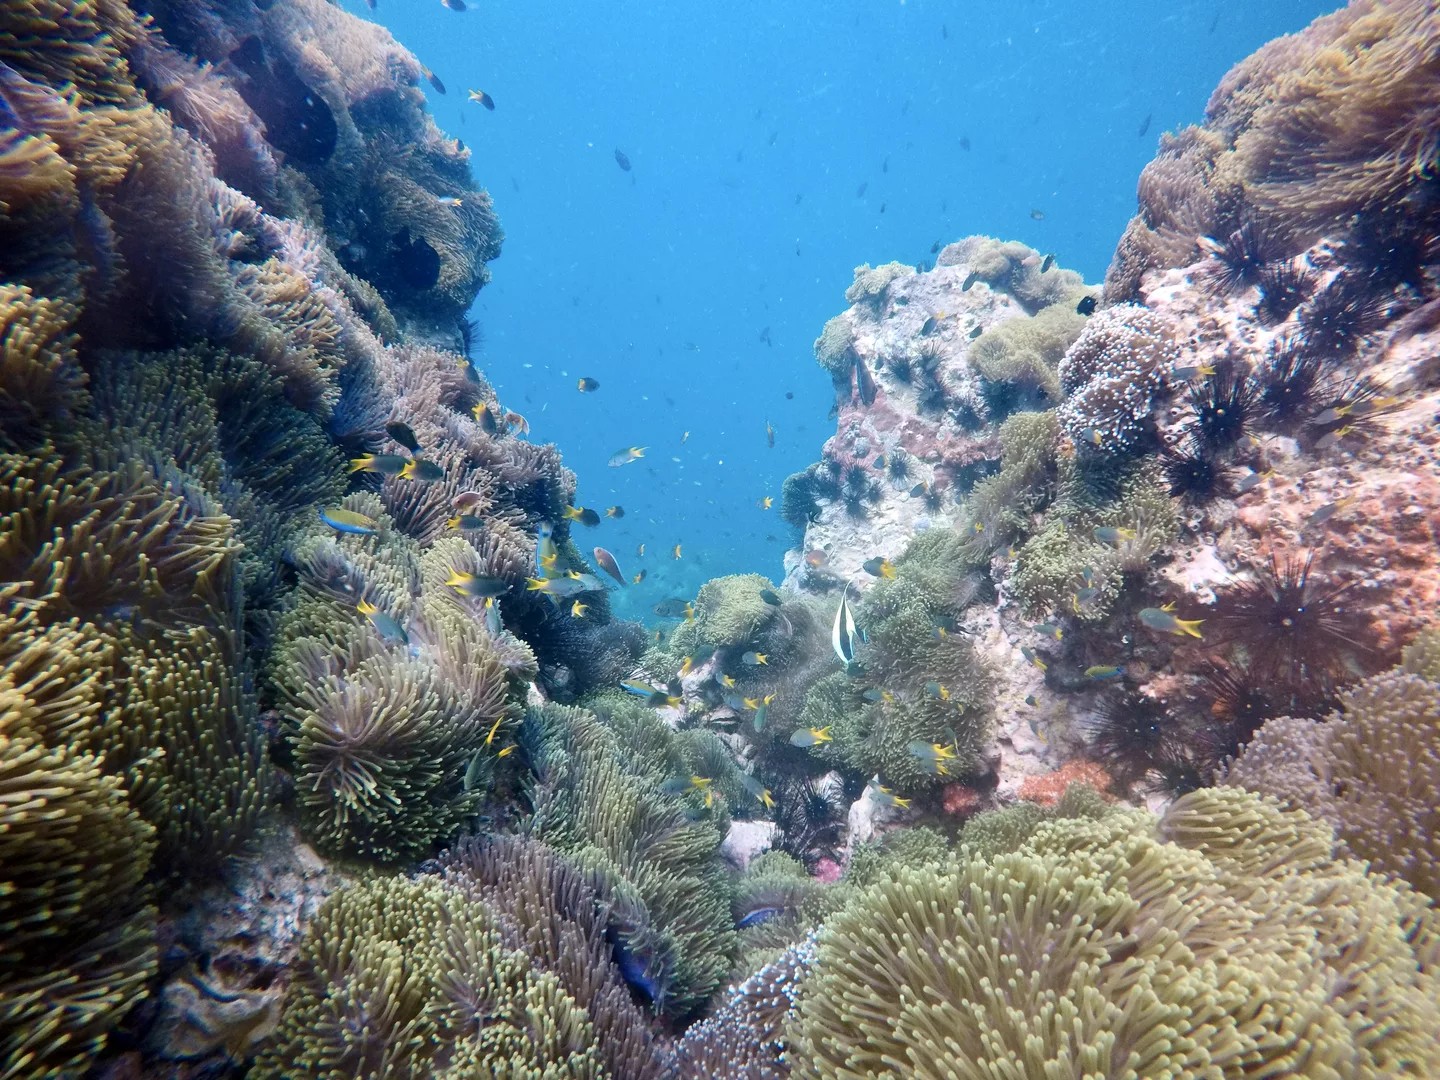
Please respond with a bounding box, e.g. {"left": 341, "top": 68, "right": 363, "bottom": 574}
{"left": 352, "top": 0, "right": 1333, "bottom": 620}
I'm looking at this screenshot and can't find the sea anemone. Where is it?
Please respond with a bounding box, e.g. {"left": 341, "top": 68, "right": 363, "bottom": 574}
{"left": 1199, "top": 221, "right": 1270, "bottom": 294}
{"left": 1208, "top": 550, "right": 1370, "bottom": 691}
{"left": 1296, "top": 271, "right": 1390, "bottom": 357}
{"left": 1254, "top": 261, "right": 1316, "bottom": 324}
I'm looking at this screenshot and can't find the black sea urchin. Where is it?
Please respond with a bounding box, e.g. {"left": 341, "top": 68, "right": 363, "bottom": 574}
{"left": 1254, "top": 261, "right": 1316, "bottom": 325}
{"left": 1186, "top": 361, "right": 1256, "bottom": 450}
{"left": 1296, "top": 271, "right": 1389, "bottom": 357}
{"left": 1085, "top": 692, "right": 1177, "bottom": 787}
{"left": 1254, "top": 333, "right": 1337, "bottom": 429}
{"left": 1200, "top": 221, "right": 1271, "bottom": 294}
{"left": 1209, "top": 550, "right": 1370, "bottom": 690}
{"left": 1162, "top": 441, "right": 1228, "bottom": 502}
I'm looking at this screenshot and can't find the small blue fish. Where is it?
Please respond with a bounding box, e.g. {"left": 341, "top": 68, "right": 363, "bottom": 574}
{"left": 736, "top": 906, "right": 785, "bottom": 929}
{"left": 321, "top": 507, "right": 378, "bottom": 535}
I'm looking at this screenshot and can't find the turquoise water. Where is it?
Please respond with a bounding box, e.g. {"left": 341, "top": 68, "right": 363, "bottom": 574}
{"left": 355, "top": 0, "right": 1331, "bottom": 619}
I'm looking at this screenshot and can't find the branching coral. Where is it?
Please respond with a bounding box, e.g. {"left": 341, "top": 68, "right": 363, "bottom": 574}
{"left": 1225, "top": 646, "right": 1440, "bottom": 901}
{"left": 790, "top": 788, "right": 1440, "bottom": 1077}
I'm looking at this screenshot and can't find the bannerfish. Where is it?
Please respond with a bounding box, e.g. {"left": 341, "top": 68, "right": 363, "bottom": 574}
{"left": 608, "top": 446, "right": 645, "bottom": 467}
{"left": 855, "top": 357, "right": 878, "bottom": 407}
{"left": 832, "top": 583, "right": 859, "bottom": 670}
{"left": 320, "top": 507, "right": 378, "bottom": 535}
{"left": 593, "top": 547, "right": 626, "bottom": 586}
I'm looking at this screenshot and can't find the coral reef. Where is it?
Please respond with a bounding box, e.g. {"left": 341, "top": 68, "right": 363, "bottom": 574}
{"left": 1106, "top": 0, "right": 1440, "bottom": 301}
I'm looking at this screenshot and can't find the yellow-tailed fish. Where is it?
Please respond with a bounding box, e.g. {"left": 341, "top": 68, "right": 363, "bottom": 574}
{"left": 320, "top": 507, "right": 378, "bottom": 535}
{"left": 606, "top": 505, "right": 625, "bottom": 518}
{"left": 679, "top": 656, "right": 696, "bottom": 677}
{"left": 924, "top": 681, "right": 949, "bottom": 700}
{"left": 467, "top": 88, "right": 495, "bottom": 109}
{"left": 577, "top": 376, "right": 600, "bottom": 392}
{"left": 869, "top": 783, "right": 911, "bottom": 809}
{"left": 446, "top": 570, "right": 508, "bottom": 599}
{"left": 608, "top": 446, "right": 646, "bottom": 467}
{"left": 571, "top": 600, "right": 588, "bottom": 618}
{"left": 357, "top": 600, "right": 408, "bottom": 645}
{"left": 1032, "top": 622, "right": 1063, "bottom": 641}
{"left": 400, "top": 458, "right": 445, "bottom": 483}
{"left": 862, "top": 556, "right": 896, "bottom": 579}
{"left": 789, "top": 726, "right": 832, "bottom": 747}
{"left": 1020, "top": 645, "right": 1047, "bottom": 671}
{"left": 1092, "top": 526, "right": 1136, "bottom": 545}
{"left": 349, "top": 453, "right": 410, "bottom": 476}
{"left": 1138, "top": 607, "right": 1204, "bottom": 639}
{"left": 526, "top": 575, "right": 587, "bottom": 598}
{"left": 497, "top": 745, "right": 516, "bottom": 758}
{"left": 906, "top": 740, "right": 955, "bottom": 775}
{"left": 632, "top": 570, "right": 647, "bottom": 584}
{"left": 720, "top": 674, "right": 736, "bottom": 688}
{"left": 446, "top": 514, "right": 485, "bottom": 531}
{"left": 740, "top": 774, "right": 773, "bottom": 809}
{"left": 1085, "top": 665, "right": 1125, "bottom": 681}
{"left": 482, "top": 596, "right": 503, "bottom": 637}
{"left": 741, "top": 651, "right": 767, "bottom": 666}
{"left": 756, "top": 496, "right": 773, "bottom": 509}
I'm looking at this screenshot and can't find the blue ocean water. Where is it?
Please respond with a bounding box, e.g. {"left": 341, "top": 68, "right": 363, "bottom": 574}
{"left": 361, "top": 0, "right": 1332, "bottom": 622}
